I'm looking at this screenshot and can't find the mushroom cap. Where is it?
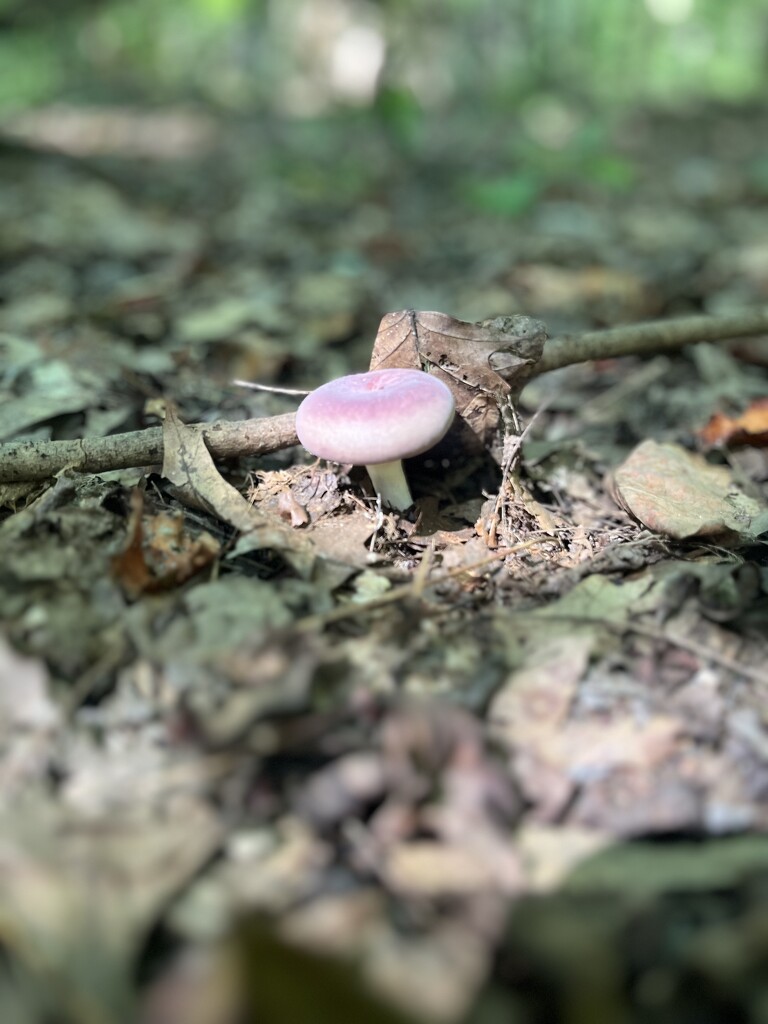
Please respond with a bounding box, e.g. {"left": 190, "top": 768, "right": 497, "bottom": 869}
{"left": 296, "top": 368, "right": 455, "bottom": 465}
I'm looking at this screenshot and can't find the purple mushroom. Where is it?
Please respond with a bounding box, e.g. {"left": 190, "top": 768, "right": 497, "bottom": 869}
{"left": 295, "top": 368, "right": 456, "bottom": 510}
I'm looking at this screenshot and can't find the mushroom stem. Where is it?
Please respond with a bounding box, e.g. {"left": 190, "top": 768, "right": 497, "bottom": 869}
{"left": 366, "top": 460, "right": 413, "bottom": 511}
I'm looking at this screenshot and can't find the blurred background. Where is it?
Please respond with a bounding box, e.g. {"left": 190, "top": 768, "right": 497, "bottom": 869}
{"left": 2, "top": 0, "right": 767, "bottom": 114}
{"left": 1, "top": 0, "right": 767, "bottom": 472}
{"left": 3, "top": 6, "right": 768, "bottom": 1023}
{"left": 2, "top": 0, "right": 768, "bottom": 399}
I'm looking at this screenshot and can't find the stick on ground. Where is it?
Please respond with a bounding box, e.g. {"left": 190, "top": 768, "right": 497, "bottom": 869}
{"left": 0, "top": 412, "right": 299, "bottom": 483}
{"left": 535, "top": 309, "right": 768, "bottom": 374}
{"left": 1, "top": 309, "right": 767, "bottom": 484}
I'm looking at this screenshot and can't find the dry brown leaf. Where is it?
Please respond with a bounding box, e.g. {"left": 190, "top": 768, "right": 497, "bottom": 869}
{"left": 490, "top": 629, "right": 685, "bottom": 832}
{"left": 162, "top": 405, "right": 271, "bottom": 534}
{"left": 371, "top": 310, "right": 547, "bottom": 401}
{"left": 249, "top": 466, "right": 375, "bottom": 568}
{"left": 277, "top": 489, "right": 311, "bottom": 527}
{"left": 570, "top": 764, "right": 700, "bottom": 834}
{"left": 112, "top": 489, "right": 220, "bottom": 598}
{"left": 370, "top": 310, "right": 546, "bottom": 459}
{"left": 489, "top": 634, "right": 593, "bottom": 737}
{"left": 698, "top": 397, "right": 768, "bottom": 448}
{"left": 558, "top": 716, "right": 681, "bottom": 775}
{"left": 161, "top": 405, "right": 313, "bottom": 568}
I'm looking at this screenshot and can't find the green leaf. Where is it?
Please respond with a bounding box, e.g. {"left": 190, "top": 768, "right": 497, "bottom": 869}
{"left": 374, "top": 87, "right": 423, "bottom": 148}
{"left": 462, "top": 174, "right": 541, "bottom": 217}
{"left": 586, "top": 154, "right": 636, "bottom": 190}
{"left": 565, "top": 836, "right": 768, "bottom": 897}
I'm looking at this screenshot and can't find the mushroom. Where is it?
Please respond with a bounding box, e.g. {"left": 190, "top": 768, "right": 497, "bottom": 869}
{"left": 295, "top": 368, "right": 455, "bottom": 510}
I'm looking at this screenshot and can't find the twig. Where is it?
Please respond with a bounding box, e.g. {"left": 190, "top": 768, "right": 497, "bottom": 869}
{"left": 535, "top": 309, "right": 768, "bottom": 375}
{"left": 2, "top": 309, "right": 767, "bottom": 484}
{"left": 232, "top": 379, "right": 311, "bottom": 397}
{"left": 0, "top": 412, "right": 298, "bottom": 484}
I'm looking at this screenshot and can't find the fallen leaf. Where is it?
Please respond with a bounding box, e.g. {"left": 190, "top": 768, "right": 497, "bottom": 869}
{"left": 248, "top": 466, "right": 374, "bottom": 568}
{"left": 0, "top": 349, "right": 99, "bottom": 440}
{"left": 0, "top": 798, "right": 222, "bottom": 1021}
{"left": 161, "top": 405, "right": 314, "bottom": 571}
{"left": 277, "top": 489, "right": 311, "bottom": 527}
{"left": 0, "top": 636, "right": 59, "bottom": 731}
{"left": 370, "top": 310, "right": 546, "bottom": 459}
{"left": 371, "top": 310, "right": 547, "bottom": 401}
{"left": 534, "top": 574, "right": 662, "bottom": 626}
{"left": 610, "top": 440, "right": 768, "bottom": 541}
{"left": 698, "top": 397, "right": 768, "bottom": 447}
{"left": 569, "top": 762, "right": 700, "bottom": 834}
{"left": 490, "top": 628, "right": 687, "bottom": 833}
{"left": 112, "top": 489, "right": 220, "bottom": 598}
{"left": 565, "top": 834, "right": 768, "bottom": 895}
{"left": 489, "top": 634, "right": 593, "bottom": 819}
{"left": 383, "top": 841, "right": 505, "bottom": 896}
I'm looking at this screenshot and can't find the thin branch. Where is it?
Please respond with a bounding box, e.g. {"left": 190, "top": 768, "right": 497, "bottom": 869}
{"left": 2, "top": 309, "right": 767, "bottom": 485}
{"left": 535, "top": 309, "right": 768, "bottom": 375}
{"left": 0, "top": 413, "right": 298, "bottom": 484}
{"left": 232, "top": 379, "right": 311, "bottom": 396}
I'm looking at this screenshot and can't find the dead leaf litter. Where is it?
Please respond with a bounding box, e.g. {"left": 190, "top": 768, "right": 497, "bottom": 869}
{"left": 0, "top": 102, "right": 767, "bottom": 1022}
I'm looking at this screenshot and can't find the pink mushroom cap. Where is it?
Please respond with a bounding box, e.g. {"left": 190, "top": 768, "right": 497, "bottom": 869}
{"left": 295, "top": 368, "right": 455, "bottom": 465}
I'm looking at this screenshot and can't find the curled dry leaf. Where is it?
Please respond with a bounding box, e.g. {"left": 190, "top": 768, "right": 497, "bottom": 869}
{"left": 277, "top": 489, "right": 311, "bottom": 528}
{"left": 370, "top": 309, "right": 546, "bottom": 460}
{"left": 161, "top": 404, "right": 314, "bottom": 573}
{"left": 698, "top": 397, "right": 768, "bottom": 448}
{"left": 112, "top": 489, "right": 220, "bottom": 598}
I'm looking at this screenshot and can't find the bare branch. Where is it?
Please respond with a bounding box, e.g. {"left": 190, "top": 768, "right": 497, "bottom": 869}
{"left": 232, "top": 379, "right": 311, "bottom": 396}
{"left": 0, "top": 413, "right": 298, "bottom": 484}
{"left": 535, "top": 309, "right": 768, "bottom": 375}
{"left": 1, "top": 309, "right": 767, "bottom": 485}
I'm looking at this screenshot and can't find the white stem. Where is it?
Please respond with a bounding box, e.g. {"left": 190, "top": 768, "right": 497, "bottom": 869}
{"left": 366, "top": 460, "right": 413, "bottom": 511}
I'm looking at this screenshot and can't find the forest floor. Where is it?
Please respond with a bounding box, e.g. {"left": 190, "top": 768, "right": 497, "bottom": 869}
{"left": 1, "top": 99, "right": 768, "bottom": 1023}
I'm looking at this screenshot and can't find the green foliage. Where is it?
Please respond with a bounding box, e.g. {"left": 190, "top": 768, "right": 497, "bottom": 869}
{"left": 0, "top": 33, "right": 65, "bottom": 110}
{"left": 586, "top": 153, "right": 636, "bottom": 190}
{"left": 461, "top": 113, "right": 636, "bottom": 217}
{"left": 566, "top": 836, "right": 768, "bottom": 896}
{"left": 748, "top": 155, "right": 768, "bottom": 196}
{"left": 1, "top": 0, "right": 766, "bottom": 115}
{"left": 462, "top": 173, "right": 542, "bottom": 218}
{"left": 470, "top": 838, "right": 768, "bottom": 1024}
{"left": 373, "top": 86, "right": 424, "bottom": 150}
{"left": 193, "top": 0, "right": 252, "bottom": 19}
